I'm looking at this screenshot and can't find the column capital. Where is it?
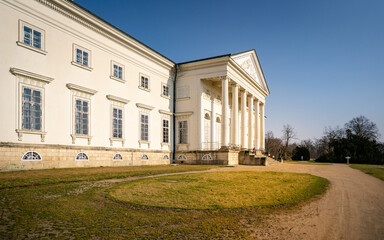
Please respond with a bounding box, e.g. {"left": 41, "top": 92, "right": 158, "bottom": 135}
{"left": 240, "top": 89, "right": 246, "bottom": 93}
{"left": 220, "top": 75, "right": 228, "bottom": 81}
{"left": 230, "top": 82, "right": 239, "bottom": 87}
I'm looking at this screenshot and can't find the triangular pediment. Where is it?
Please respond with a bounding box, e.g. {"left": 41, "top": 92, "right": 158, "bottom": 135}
{"left": 231, "top": 50, "right": 269, "bottom": 94}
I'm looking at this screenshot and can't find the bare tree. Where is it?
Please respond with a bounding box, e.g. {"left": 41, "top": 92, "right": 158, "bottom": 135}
{"left": 345, "top": 115, "right": 379, "bottom": 141}
{"left": 281, "top": 124, "right": 297, "bottom": 159}
{"left": 265, "top": 131, "right": 283, "bottom": 158}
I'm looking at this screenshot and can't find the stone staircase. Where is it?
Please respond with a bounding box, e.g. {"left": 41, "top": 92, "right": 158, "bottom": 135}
{"left": 239, "top": 151, "right": 282, "bottom": 166}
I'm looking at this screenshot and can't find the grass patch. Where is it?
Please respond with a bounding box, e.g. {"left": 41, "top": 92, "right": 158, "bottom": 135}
{"left": 286, "top": 160, "right": 332, "bottom": 165}
{"left": 349, "top": 164, "right": 384, "bottom": 181}
{"left": 108, "top": 171, "right": 329, "bottom": 209}
{"left": 0, "top": 165, "right": 219, "bottom": 189}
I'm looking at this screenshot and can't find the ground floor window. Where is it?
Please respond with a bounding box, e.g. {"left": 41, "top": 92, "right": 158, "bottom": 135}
{"left": 178, "top": 120, "right": 188, "bottom": 144}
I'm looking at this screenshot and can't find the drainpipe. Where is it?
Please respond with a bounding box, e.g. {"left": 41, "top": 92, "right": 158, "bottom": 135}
{"left": 172, "top": 64, "right": 178, "bottom": 163}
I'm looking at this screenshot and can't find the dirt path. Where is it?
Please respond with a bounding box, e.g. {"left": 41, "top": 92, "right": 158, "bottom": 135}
{"left": 218, "top": 164, "right": 384, "bottom": 240}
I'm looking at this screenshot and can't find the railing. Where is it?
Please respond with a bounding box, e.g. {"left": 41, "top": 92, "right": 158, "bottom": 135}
{"left": 201, "top": 142, "right": 241, "bottom": 150}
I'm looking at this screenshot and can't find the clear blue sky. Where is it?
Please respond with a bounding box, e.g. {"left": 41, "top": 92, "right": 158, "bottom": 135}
{"left": 75, "top": 0, "right": 384, "bottom": 142}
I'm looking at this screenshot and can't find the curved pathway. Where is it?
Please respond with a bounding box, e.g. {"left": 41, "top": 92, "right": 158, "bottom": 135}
{"left": 220, "top": 164, "right": 384, "bottom": 240}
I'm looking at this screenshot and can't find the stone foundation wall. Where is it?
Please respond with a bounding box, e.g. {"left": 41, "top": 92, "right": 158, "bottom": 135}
{"left": 0, "top": 142, "right": 171, "bottom": 171}
{"left": 175, "top": 150, "right": 239, "bottom": 165}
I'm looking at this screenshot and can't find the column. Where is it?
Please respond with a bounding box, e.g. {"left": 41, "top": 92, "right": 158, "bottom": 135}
{"left": 240, "top": 89, "right": 247, "bottom": 149}
{"left": 221, "top": 76, "right": 229, "bottom": 148}
{"left": 231, "top": 83, "right": 239, "bottom": 147}
{"left": 247, "top": 95, "right": 253, "bottom": 149}
{"left": 211, "top": 97, "right": 216, "bottom": 150}
{"left": 260, "top": 103, "right": 265, "bottom": 151}
{"left": 254, "top": 98, "right": 260, "bottom": 151}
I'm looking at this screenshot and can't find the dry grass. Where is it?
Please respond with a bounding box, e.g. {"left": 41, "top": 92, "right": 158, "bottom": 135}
{"left": 0, "top": 165, "right": 218, "bottom": 189}
{"left": 0, "top": 166, "right": 329, "bottom": 239}
{"left": 108, "top": 171, "right": 329, "bottom": 209}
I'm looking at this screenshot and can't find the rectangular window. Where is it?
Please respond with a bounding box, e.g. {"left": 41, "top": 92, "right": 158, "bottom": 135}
{"left": 162, "top": 119, "right": 169, "bottom": 143}
{"left": 178, "top": 120, "right": 188, "bottom": 144}
{"left": 23, "top": 26, "right": 42, "bottom": 49}
{"left": 18, "top": 20, "right": 46, "bottom": 54}
{"left": 140, "top": 113, "right": 149, "bottom": 141}
{"left": 112, "top": 108, "right": 123, "bottom": 138}
{"left": 75, "top": 99, "right": 89, "bottom": 135}
{"left": 113, "top": 64, "right": 123, "bottom": 80}
{"left": 140, "top": 76, "right": 149, "bottom": 89}
{"left": 22, "top": 87, "right": 41, "bottom": 131}
{"left": 72, "top": 44, "right": 92, "bottom": 70}
{"left": 76, "top": 48, "right": 89, "bottom": 66}
{"left": 162, "top": 84, "right": 169, "bottom": 97}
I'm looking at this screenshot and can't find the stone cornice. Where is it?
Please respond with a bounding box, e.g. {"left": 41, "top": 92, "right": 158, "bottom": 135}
{"left": 106, "top": 95, "right": 130, "bottom": 104}
{"left": 66, "top": 83, "right": 97, "bottom": 95}
{"left": 136, "top": 103, "right": 154, "bottom": 111}
{"left": 10, "top": 68, "right": 54, "bottom": 83}
{"left": 175, "top": 111, "right": 193, "bottom": 117}
{"left": 159, "top": 110, "right": 173, "bottom": 116}
{"left": 35, "top": 0, "right": 174, "bottom": 69}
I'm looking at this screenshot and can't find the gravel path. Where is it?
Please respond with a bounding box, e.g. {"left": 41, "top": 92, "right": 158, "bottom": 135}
{"left": 218, "top": 164, "right": 384, "bottom": 240}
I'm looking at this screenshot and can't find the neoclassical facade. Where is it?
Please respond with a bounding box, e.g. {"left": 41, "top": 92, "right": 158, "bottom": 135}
{"left": 0, "top": 0, "right": 270, "bottom": 171}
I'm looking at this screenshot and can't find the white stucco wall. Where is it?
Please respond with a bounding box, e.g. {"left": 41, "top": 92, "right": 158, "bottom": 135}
{"left": 0, "top": 0, "right": 174, "bottom": 151}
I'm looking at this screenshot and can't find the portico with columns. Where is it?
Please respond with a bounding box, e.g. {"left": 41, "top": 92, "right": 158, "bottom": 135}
{"left": 175, "top": 50, "right": 270, "bottom": 165}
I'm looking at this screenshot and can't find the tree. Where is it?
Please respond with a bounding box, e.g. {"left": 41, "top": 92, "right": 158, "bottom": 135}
{"left": 265, "top": 131, "right": 284, "bottom": 158}
{"left": 292, "top": 146, "right": 310, "bottom": 160}
{"left": 345, "top": 115, "right": 379, "bottom": 141}
{"left": 281, "top": 124, "right": 297, "bottom": 159}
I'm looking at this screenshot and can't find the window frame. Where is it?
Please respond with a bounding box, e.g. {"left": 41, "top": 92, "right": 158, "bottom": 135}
{"left": 17, "top": 20, "right": 46, "bottom": 55}
{"left": 140, "top": 112, "right": 149, "bottom": 142}
{"left": 112, "top": 153, "right": 123, "bottom": 161}
{"left": 75, "top": 152, "right": 89, "bottom": 161}
{"left": 161, "top": 83, "right": 170, "bottom": 99}
{"left": 178, "top": 120, "right": 188, "bottom": 144}
{"left": 110, "top": 60, "right": 125, "bottom": 83}
{"left": 71, "top": 44, "right": 92, "bottom": 71}
{"left": 74, "top": 98, "right": 90, "bottom": 136}
{"left": 21, "top": 151, "right": 42, "bottom": 161}
{"left": 138, "top": 73, "right": 150, "bottom": 91}
{"left": 162, "top": 118, "right": 170, "bottom": 144}
{"left": 111, "top": 106, "right": 124, "bottom": 140}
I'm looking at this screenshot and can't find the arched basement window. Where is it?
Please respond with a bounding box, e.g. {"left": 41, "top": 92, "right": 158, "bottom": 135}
{"left": 112, "top": 153, "right": 123, "bottom": 161}
{"left": 21, "top": 151, "right": 42, "bottom": 161}
{"left": 177, "top": 154, "right": 187, "bottom": 161}
{"left": 75, "top": 152, "right": 89, "bottom": 161}
{"left": 162, "top": 154, "right": 169, "bottom": 160}
{"left": 141, "top": 154, "right": 149, "bottom": 160}
{"left": 202, "top": 154, "right": 213, "bottom": 160}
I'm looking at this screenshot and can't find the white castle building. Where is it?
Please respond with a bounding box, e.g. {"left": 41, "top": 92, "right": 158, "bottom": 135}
{"left": 0, "top": 0, "right": 270, "bottom": 171}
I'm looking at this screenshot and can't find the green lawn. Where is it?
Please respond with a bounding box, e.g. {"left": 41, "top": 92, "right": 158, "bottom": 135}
{"left": 109, "top": 171, "right": 329, "bottom": 209}
{"left": 0, "top": 165, "right": 329, "bottom": 239}
{"left": 349, "top": 164, "right": 384, "bottom": 181}
{"left": 286, "top": 160, "right": 332, "bottom": 165}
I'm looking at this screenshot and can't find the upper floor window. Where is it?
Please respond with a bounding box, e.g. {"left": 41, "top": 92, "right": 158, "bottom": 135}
{"left": 17, "top": 20, "right": 46, "bottom": 54}
{"left": 72, "top": 44, "right": 92, "bottom": 71}
{"left": 112, "top": 107, "right": 123, "bottom": 139}
{"left": 22, "top": 87, "right": 42, "bottom": 131}
{"left": 110, "top": 61, "right": 125, "bottom": 82}
{"left": 75, "top": 99, "right": 89, "bottom": 135}
{"left": 162, "top": 83, "right": 170, "bottom": 98}
{"left": 139, "top": 73, "right": 150, "bottom": 91}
